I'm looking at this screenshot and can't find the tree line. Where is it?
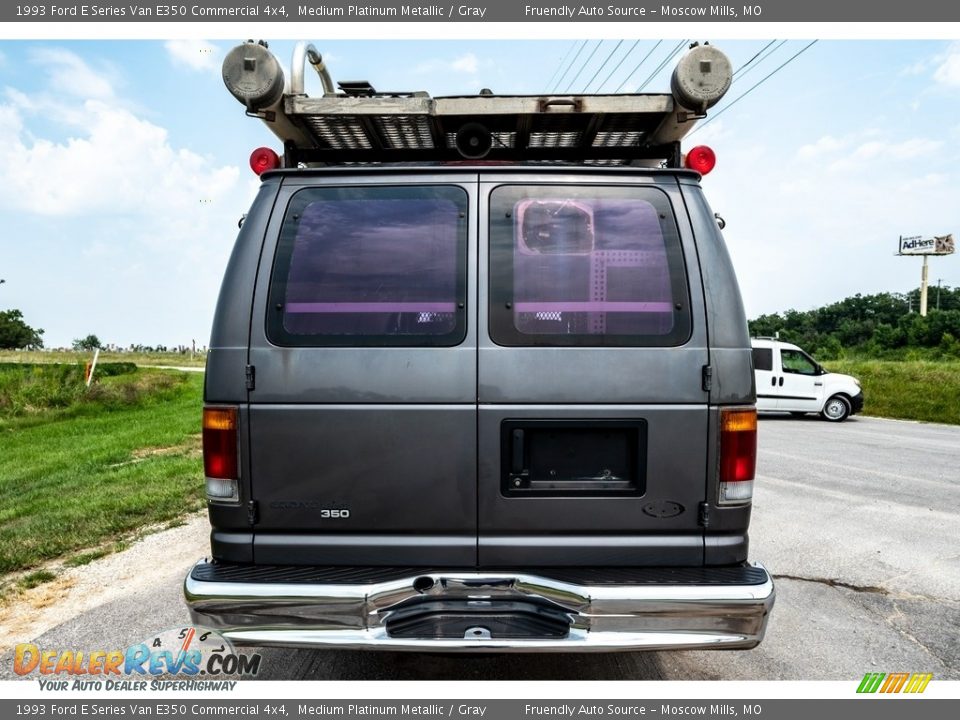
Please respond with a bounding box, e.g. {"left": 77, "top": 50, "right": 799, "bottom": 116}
{"left": 748, "top": 286, "right": 960, "bottom": 359}
{"left": 5, "top": 285, "right": 960, "bottom": 359}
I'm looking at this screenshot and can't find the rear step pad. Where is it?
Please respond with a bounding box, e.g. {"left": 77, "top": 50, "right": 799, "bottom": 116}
{"left": 190, "top": 562, "right": 769, "bottom": 586}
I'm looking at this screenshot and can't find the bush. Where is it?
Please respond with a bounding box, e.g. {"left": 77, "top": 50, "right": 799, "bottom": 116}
{"left": 95, "top": 362, "right": 138, "bottom": 377}
{"left": 0, "top": 364, "right": 85, "bottom": 414}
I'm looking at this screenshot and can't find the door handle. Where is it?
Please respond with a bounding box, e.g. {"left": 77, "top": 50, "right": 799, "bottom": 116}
{"left": 771, "top": 377, "right": 776, "bottom": 386}
{"left": 814, "top": 381, "right": 823, "bottom": 386}
{"left": 778, "top": 377, "right": 784, "bottom": 387}
{"left": 511, "top": 429, "right": 525, "bottom": 474}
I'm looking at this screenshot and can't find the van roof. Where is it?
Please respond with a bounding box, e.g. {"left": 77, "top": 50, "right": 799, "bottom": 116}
{"left": 751, "top": 337, "right": 803, "bottom": 352}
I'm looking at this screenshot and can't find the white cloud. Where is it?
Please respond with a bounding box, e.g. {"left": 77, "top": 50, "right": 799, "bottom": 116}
{"left": 451, "top": 53, "right": 479, "bottom": 74}
{"left": 0, "top": 99, "right": 23, "bottom": 137}
{"left": 797, "top": 135, "right": 845, "bottom": 160}
{"left": 0, "top": 98, "right": 237, "bottom": 218}
{"left": 414, "top": 53, "right": 488, "bottom": 76}
{"left": 900, "top": 173, "right": 947, "bottom": 192}
{"left": 900, "top": 60, "right": 930, "bottom": 77}
{"left": 165, "top": 39, "right": 220, "bottom": 72}
{"left": 833, "top": 137, "right": 941, "bottom": 171}
{"left": 29, "top": 48, "right": 115, "bottom": 100}
{"left": 794, "top": 131, "right": 942, "bottom": 173}
{"left": 933, "top": 43, "right": 960, "bottom": 86}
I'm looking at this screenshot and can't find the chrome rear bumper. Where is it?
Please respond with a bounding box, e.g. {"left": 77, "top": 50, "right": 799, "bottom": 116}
{"left": 184, "top": 561, "right": 774, "bottom": 652}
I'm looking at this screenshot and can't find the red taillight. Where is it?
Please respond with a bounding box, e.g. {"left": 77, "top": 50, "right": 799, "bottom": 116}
{"left": 203, "top": 406, "right": 238, "bottom": 480}
{"left": 249, "top": 147, "right": 280, "bottom": 176}
{"left": 685, "top": 145, "right": 717, "bottom": 175}
{"left": 719, "top": 408, "right": 756, "bottom": 504}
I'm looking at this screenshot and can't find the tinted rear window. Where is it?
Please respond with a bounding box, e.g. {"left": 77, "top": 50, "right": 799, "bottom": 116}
{"left": 489, "top": 185, "right": 690, "bottom": 347}
{"left": 752, "top": 348, "right": 773, "bottom": 371}
{"left": 268, "top": 186, "right": 468, "bottom": 347}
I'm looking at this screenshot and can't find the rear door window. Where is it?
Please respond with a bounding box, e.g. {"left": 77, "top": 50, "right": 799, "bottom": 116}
{"left": 267, "top": 185, "right": 468, "bottom": 347}
{"left": 752, "top": 348, "right": 773, "bottom": 371}
{"left": 489, "top": 185, "right": 691, "bottom": 347}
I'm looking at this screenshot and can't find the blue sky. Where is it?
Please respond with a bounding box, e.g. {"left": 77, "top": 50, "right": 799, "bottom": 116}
{"left": 1, "top": 39, "right": 958, "bottom": 348}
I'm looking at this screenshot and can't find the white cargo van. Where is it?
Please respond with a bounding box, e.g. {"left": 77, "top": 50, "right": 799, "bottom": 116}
{"left": 751, "top": 338, "right": 863, "bottom": 421}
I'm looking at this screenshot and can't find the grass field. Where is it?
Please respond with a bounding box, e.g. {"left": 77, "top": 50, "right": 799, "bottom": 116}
{"left": 0, "top": 368, "right": 205, "bottom": 580}
{"left": 0, "top": 349, "right": 206, "bottom": 368}
{"left": 826, "top": 359, "right": 960, "bottom": 425}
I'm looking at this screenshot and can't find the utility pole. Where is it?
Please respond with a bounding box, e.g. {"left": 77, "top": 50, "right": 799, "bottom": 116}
{"left": 920, "top": 255, "right": 929, "bottom": 316}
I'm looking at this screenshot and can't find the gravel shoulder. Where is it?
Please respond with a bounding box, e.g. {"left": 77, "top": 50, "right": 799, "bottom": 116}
{"left": 0, "top": 513, "right": 209, "bottom": 674}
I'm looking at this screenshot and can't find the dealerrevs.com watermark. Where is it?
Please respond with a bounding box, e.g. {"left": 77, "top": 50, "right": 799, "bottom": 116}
{"left": 13, "top": 626, "right": 261, "bottom": 690}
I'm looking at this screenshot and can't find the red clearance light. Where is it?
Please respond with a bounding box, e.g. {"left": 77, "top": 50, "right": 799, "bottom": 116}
{"left": 719, "top": 407, "right": 757, "bottom": 484}
{"left": 249, "top": 147, "right": 281, "bottom": 176}
{"left": 203, "top": 406, "right": 238, "bottom": 480}
{"left": 685, "top": 145, "right": 717, "bottom": 175}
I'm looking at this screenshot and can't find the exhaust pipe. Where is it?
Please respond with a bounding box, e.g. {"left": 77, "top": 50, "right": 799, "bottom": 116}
{"left": 291, "top": 42, "right": 336, "bottom": 96}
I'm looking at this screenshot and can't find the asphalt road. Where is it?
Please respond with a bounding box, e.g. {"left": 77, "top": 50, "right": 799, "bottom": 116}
{"left": 3, "top": 414, "right": 958, "bottom": 681}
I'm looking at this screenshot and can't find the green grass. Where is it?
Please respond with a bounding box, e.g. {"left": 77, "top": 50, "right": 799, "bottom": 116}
{"left": 825, "top": 359, "right": 960, "bottom": 425}
{"left": 0, "top": 371, "right": 205, "bottom": 575}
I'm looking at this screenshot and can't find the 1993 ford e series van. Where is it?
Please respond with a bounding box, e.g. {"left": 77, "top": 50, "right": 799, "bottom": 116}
{"left": 184, "top": 40, "right": 775, "bottom": 651}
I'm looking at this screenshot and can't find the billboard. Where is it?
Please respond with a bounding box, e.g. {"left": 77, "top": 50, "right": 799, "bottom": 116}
{"left": 898, "top": 234, "right": 955, "bottom": 255}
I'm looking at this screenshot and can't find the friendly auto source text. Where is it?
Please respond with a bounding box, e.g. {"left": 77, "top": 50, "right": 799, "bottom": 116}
{"left": 524, "top": 5, "right": 745, "bottom": 17}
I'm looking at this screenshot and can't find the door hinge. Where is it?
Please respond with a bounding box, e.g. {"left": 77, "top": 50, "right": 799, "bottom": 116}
{"left": 701, "top": 364, "right": 713, "bottom": 392}
{"left": 247, "top": 500, "right": 258, "bottom": 526}
{"left": 245, "top": 364, "right": 256, "bottom": 391}
{"left": 698, "top": 501, "right": 710, "bottom": 527}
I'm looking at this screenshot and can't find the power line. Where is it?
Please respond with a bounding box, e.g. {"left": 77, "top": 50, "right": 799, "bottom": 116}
{"left": 734, "top": 39, "right": 788, "bottom": 83}
{"left": 552, "top": 40, "right": 587, "bottom": 93}
{"left": 613, "top": 40, "right": 662, "bottom": 93}
{"left": 582, "top": 39, "right": 623, "bottom": 93}
{"left": 635, "top": 39, "right": 688, "bottom": 93}
{"left": 545, "top": 41, "right": 578, "bottom": 92}
{"left": 595, "top": 39, "right": 641, "bottom": 93}
{"left": 564, "top": 40, "right": 604, "bottom": 93}
{"left": 689, "top": 40, "right": 819, "bottom": 136}
{"left": 733, "top": 40, "right": 778, "bottom": 78}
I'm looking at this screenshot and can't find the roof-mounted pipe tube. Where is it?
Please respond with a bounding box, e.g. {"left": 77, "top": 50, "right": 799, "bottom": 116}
{"left": 291, "top": 42, "right": 336, "bottom": 96}
{"left": 648, "top": 43, "right": 733, "bottom": 147}
{"left": 222, "top": 40, "right": 314, "bottom": 153}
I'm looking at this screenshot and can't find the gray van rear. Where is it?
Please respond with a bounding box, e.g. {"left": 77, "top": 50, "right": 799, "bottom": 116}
{"left": 185, "top": 41, "right": 774, "bottom": 652}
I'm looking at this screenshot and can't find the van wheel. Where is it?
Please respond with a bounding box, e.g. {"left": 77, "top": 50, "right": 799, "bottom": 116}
{"left": 821, "top": 395, "right": 850, "bottom": 422}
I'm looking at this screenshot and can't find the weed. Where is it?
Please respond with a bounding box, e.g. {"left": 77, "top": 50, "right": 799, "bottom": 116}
{"left": 63, "top": 548, "right": 112, "bottom": 568}
{"left": 18, "top": 570, "right": 57, "bottom": 590}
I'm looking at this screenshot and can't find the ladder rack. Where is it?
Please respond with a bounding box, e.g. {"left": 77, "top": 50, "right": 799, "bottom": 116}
{"left": 222, "top": 41, "right": 733, "bottom": 168}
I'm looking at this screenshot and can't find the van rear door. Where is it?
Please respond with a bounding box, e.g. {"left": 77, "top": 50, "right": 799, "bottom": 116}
{"left": 476, "top": 173, "right": 710, "bottom": 566}
{"left": 245, "top": 174, "right": 478, "bottom": 566}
